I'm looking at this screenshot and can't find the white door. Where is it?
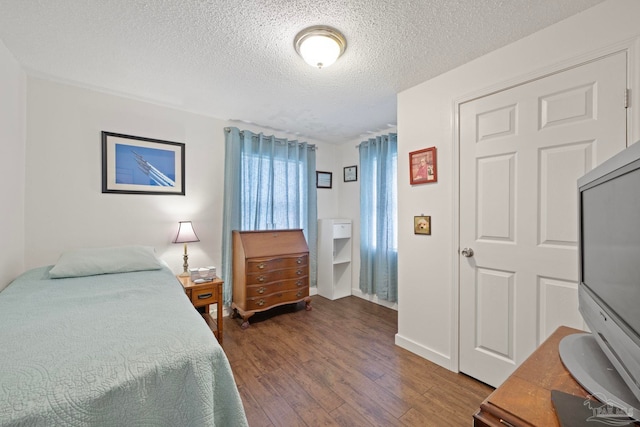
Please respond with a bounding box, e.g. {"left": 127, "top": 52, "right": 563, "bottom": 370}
{"left": 459, "top": 52, "right": 628, "bottom": 387}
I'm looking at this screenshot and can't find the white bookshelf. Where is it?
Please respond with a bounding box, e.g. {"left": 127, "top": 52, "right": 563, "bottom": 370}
{"left": 317, "top": 218, "right": 352, "bottom": 300}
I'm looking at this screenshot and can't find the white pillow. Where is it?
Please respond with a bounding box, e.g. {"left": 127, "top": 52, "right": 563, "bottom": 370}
{"left": 49, "top": 245, "right": 163, "bottom": 278}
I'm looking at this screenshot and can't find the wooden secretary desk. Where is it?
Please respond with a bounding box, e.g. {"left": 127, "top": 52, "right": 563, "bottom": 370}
{"left": 231, "top": 229, "right": 312, "bottom": 329}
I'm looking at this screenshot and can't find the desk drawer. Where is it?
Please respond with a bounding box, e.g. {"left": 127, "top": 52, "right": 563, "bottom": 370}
{"left": 247, "top": 255, "right": 308, "bottom": 273}
{"left": 246, "top": 277, "right": 307, "bottom": 297}
{"left": 247, "top": 266, "right": 308, "bottom": 285}
{"left": 246, "top": 287, "right": 309, "bottom": 311}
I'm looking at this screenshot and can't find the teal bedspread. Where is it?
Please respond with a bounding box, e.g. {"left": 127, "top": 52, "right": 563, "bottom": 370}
{"left": 0, "top": 266, "right": 248, "bottom": 427}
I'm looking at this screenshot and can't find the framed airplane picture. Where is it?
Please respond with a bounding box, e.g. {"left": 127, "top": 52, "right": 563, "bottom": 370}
{"left": 101, "top": 131, "right": 185, "bottom": 195}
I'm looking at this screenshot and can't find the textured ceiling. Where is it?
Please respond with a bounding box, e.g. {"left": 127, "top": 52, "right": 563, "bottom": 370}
{"left": 0, "top": 0, "right": 604, "bottom": 143}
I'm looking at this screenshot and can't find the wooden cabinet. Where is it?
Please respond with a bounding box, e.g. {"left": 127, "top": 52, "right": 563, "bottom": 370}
{"left": 317, "top": 218, "right": 352, "bottom": 300}
{"left": 177, "top": 276, "right": 224, "bottom": 344}
{"left": 473, "top": 326, "right": 590, "bottom": 427}
{"left": 231, "top": 229, "right": 311, "bottom": 329}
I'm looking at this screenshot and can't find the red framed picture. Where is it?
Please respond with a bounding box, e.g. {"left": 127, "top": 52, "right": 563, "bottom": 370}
{"left": 409, "top": 147, "right": 437, "bottom": 185}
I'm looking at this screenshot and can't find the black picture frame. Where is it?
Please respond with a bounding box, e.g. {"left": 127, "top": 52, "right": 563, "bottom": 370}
{"left": 316, "top": 171, "right": 333, "bottom": 189}
{"left": 344, "top": 165, "right": 358, "bottom": 182}
{"left": 102, "top": 131, "right": 185, "bottom": 195}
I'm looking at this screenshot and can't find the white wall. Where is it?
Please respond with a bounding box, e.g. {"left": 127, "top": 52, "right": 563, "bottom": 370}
{"left": 0, "top": 40, "right": 26, "bottom": 291}
{"left": 23, "top": 78, "right": 336, "bottom": 276}
{"left": 337, "top": 140, "right": 360, "bottom": 295}
{"left": 396, "top": 0, "right": 640, "bottom": 370}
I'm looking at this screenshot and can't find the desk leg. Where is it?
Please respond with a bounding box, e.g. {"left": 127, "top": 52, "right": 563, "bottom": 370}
{"left": 230, "top": 303, "right": 254, "bottom": 329}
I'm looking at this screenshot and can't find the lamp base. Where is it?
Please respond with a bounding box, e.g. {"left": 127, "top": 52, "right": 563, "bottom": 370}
{"left": 180, "top": 251, "right": 190, "bottom": 278}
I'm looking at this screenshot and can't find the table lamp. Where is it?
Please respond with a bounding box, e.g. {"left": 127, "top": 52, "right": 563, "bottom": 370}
{"left": 173, "top": 221, "right": 200, "bottom": 277}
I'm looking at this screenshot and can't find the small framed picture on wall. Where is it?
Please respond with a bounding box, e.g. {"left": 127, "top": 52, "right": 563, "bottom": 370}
{"left": 316, "top": 171, "right": 333, "bottom": 188}
{"left": 344, "top": 165, "right": 357, "bottom": 182}
{"left": 414, "top": 215, "right": 431, "bottom": 235}
{"left": 409, "top": 147, "right": 437, "bottom": 185}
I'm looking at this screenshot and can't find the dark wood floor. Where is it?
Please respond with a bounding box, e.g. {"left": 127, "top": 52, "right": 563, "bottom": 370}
{"left": 216, "top": 295, "right": 493, "bottom": 427}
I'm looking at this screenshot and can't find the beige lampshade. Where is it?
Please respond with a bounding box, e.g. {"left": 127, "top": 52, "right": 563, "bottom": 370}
{"left": 173, "top": 221, "right": 200, "bottom": 243}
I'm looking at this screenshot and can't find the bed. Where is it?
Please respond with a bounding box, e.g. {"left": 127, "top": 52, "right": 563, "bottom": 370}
{"left": 0, "top": 246, "right": 248, "bottom": 427}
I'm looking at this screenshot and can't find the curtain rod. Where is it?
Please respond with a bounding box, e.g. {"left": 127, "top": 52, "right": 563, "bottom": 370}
{"left": 224, "top": 127, "right": 317, "bottom": 150}
{"left": 355, "top": 132, "right": 398, "bottom": 148}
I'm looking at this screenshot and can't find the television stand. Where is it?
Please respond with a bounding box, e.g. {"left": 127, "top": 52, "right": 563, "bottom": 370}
{"left": 559, "top": 332, "right": 640, "bottom": 418}
{"left": 473, "top": 326, "right": 610, "bottom": 426}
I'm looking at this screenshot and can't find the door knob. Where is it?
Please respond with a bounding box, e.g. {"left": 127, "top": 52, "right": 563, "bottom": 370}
{"left": 461, "top": 248, "right": 474, "bottom": 257}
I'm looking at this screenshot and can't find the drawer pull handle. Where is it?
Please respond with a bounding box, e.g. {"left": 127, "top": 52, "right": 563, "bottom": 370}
{"left": 296, "top": 258, "right": 303, "bottom": 264}
{"left": 296, "top": 280, "right": 303, "bottom": 286}
{"left": 296, "top": 290, "right": 303, "bottom": 297}
{"left": 257, "top": 276, "right": 266, "bottom": 282}
{"left": 257, "top": 299, "right": 265, "bottom": 306}
{"left": 198, "top": 293, "right": 212, "bottom": 299}
{"left": 258, "top": 263, "right": 266, "bottom": 269}
{"left": 297, "top": 270, "right": 303, "bottom": 275}
{"left": 257, "top": 287, "right": 266, "bottom": 294}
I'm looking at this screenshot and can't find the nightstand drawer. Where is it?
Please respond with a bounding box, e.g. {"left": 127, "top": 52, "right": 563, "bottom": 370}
{"left": 191, "top": 286, "right": 217, "bottom": 307}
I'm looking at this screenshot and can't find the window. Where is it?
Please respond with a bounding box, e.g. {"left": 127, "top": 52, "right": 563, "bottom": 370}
{"left": 220, "top": 128, "right": 317, "bottom": 305}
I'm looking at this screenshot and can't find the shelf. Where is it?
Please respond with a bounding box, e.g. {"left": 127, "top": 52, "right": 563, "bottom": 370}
{"left": 318, "top": 218, "right": 352, "bottom": 300}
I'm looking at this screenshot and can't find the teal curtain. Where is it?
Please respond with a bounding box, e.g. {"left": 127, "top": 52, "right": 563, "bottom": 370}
{"left": 359, "top": 133, "right": 398, "bottom": 302}
{"left": 220, "top": 127, "right": 318, "bottom": 306}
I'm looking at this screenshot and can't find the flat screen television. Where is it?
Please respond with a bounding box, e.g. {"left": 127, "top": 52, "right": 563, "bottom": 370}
{"left": 559, "top": 141, "right": 640, "bottom": 420}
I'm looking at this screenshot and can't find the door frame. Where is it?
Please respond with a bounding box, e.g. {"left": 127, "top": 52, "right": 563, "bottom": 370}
{"left": 450, "top": 40, "right": 638, "bottom": 373}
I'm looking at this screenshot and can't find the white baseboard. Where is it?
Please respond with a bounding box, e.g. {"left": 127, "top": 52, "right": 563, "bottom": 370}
{"left": 395, "top": 333, "right": 454, "bottom": 371}
{"left": 350, "top": 288, "right": 398, "bottom": 311}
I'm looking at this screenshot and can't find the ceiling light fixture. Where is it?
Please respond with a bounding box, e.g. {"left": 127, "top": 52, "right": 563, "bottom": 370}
{"left": 294, "top": 25, "right": 346, "bottom": 69}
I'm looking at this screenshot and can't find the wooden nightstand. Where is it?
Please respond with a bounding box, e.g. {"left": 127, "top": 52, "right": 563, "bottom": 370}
{"left": 177, "top": 276, "right": 224, "bottom": 344}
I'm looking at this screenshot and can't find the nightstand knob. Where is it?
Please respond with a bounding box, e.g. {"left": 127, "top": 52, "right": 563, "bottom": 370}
{"left": 257, "top": 276, "right": 266, "bottom": 282}
{"left": 296, "top": 290, "right": 303, "bottom": 297}
{"left": 296, "top": 270, "right": 303, "bottom": 275}
{"left": 257, "top": 287, "right": 266, "bottom": 294}
{"left": 296, "top": 258, "right": 303, "bottom": 264}
{"left": 296, "top": 280, "right": 303, "bottom": 287}
{"left": 257, "top": 299, "right": 265, "bottom": 306}
{"left": 258, "top": 263, "right": 266, "bottom": 269}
